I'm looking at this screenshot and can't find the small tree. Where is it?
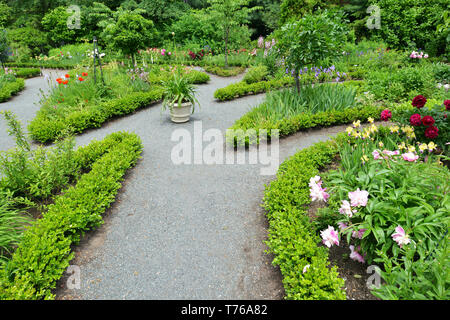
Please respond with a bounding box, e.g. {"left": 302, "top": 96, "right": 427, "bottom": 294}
{"left": 108, "top": 12, "right": 157, "bottom": 67}
{"left": 275, "top": 10, "right": 348, "bottom": 93}
{"left": 207, "top": 0, "right": 259, "bottom": 67}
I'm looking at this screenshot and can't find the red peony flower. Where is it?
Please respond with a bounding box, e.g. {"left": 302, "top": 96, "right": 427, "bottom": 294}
{"left": 380, "top": 109, "right": 392, "bottom": 121}
{"left": 409, "top": 113, "right": 421, "bottom": 126}
{"left": 412, "top": 95, "right": 427, "bottom": 108}
{"left": 422, "top": 115, "right": 435, "bottom": 126}
{"left": 444, "top": 100, "right": 450, "bottom": 110}
{"left": 424, "top": 126, "right": 439, "bottom": 139}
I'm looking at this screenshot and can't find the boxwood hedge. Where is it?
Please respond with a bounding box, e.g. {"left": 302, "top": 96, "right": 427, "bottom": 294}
{"left": 263, "top": 138, "right": 346, "bottom": 299}
{"left": 0, "top": 131, "right": 143, "bottom": 300}
{"left": 0, "top": 78, "right": 25, "bottom": 102}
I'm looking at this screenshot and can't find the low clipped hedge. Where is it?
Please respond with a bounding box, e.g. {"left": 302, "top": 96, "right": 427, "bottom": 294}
{"left": 13, "top": 68, "right": 41, "bottom": 79}
{"left": 203, "top": 65, "right": 246, "bottom": 77}
{"left": 227, "top": 104, "right": 384, "bottom": 146}
{"left": 0, "top": 78, "right": 25, "bottom": 102}
{"left": 263, "top": 139, "right": 346, "bottom": 300}
{"left": 29, "top": 88, "right": 164, "bottom": 144}
{"left": 5, "top": 62, "right": 79, "bottom": 70}
{"left": 214, "top": 76, "right": 294, "bottom": 101}
{"left": 0, "top": 131, "right": 143, "bottom": 300}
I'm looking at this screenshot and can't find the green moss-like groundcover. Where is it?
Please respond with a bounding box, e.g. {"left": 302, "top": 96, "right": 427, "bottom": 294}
{"left": 0, "top": 131, "right": 143, "bottom": 300}
{"left": 263, "top": 138, "right": 347, "bottom": 300}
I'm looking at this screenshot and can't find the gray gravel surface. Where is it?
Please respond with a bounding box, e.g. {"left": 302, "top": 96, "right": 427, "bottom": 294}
{"left": 0, "top": 70, "right": 350, "bottom": 300}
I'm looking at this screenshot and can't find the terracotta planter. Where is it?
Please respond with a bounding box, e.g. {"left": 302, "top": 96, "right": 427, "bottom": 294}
{"left": 170, "top": 102, "right": 192, "bottom": 123}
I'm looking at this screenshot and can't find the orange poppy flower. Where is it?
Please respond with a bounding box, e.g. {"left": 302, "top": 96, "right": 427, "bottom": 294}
{"left": 62, "top": 80, "right": 69, "bottom": 85}
{"left": 65, "top": 74, "right": 70, "bottom": 78}
{"left": 78, "top": 77, "right": 84, "bottom": 82}
{"left": 82, "top": 72, "right": 88, "bottom": 77}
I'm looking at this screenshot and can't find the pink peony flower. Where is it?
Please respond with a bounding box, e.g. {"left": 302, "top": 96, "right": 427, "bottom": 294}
{"left": 309, "top": 176, "right": 329, "bottom": 202}
{"left": 392, "top": 225, "right": 411, "bottom": 248}
{"left": 409, "top": 113, "right": 422, "bottom": 126}
{"left": 348, "top": 188, "right": 369, "bottom": 207}
{"left": 321, "top": 226, "right": 339, "bottom": 248}
{"left": 352, "top": 228, "right": 367, "bottom": 239}
{"left": 401, "top": 152, "right": 419, "bottom": 162}
{"left": 372, "top": 150, "right": 381, "bottom": 160}
{"left": 337, "top": 222, "right": 348, "bottom": 231}
{"left": 349, "top": 245, "right": 365, "bottom": 263}
{"left": 339, "top": 200, "right": 356, "bottom": 218}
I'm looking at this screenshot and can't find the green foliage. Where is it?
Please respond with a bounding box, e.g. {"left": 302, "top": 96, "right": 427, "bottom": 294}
{"left": 228, "top": 102, "right": 382, "bottom": 146}
{"left": 0, "top": 77, "right": 24, "bottom": 102}
{"left": 243, "top": 64, "right": 269, "bottom": 84}
{"left": 249, "top": 84, "right": 357, "bottom": 121}
{"left": 275, "top": 10, "right": 348, "bottom": 91}
{"left": 0, "top": 131, "right": 143, "bottom": 300}
{"left": 0, "top": 110, "right": 78, "bottom": 200}
{"left": 368, "top": 0, "right": 448, "bottom": 56}
{"left": 203, "top": 65, "right": 246, "bottom": 77}
{"left": 214, "top": 76, "right": 294, "bottom": 101}
{"left": 263, "top": 140, "right": 346, "bottom": 299}
{"left": 169, "top": 9, "right": 252, "bottom": 53}
{"left": 366, "top": 66, "right": 438, "bottom": 102}
{"left": 29, "top": 88, "right": 163, "bottom": 144}
{"left": 41, "top": 6, "right": 79, "bottom": 47}
{"left": 207, "top": 0, "right": 260, "bottom": 66}
{"left": 10, "top": 68, "right": 40, "bottom": 79}
{"left": 326, "top": 127, "right": 450, "bottom": 299}
{"left": 7, "top": 27, "right": 49, "bottom": 58}
{"left": 0, "top": 191, "right": 30, "bottom": 267}
{"left": 107, "top": 12, "right": 157, "bottom": 64}
{"left": 161, "top": 71, "right": 200, "bottom": 113}
{"left": 279, "top": 0, "right": 340, "bottom": 25}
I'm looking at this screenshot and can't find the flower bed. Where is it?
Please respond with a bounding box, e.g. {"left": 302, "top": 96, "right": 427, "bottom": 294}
{"left": 0, "top": 131, "right": 143, "bottom": 300}
{"left": 266, "top": 120, "right": 449, "bottom": 299}
{"left": 29, "top": 88, "right": 164, "bottom": 143}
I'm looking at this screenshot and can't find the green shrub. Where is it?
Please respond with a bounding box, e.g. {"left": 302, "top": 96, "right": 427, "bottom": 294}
{"left": 29, "top": 88, "right": 164, "bottom": 144}
{"left": 263, "top": 139, "right": 346, "bottom": 299}
{"left": 203, "top": 65, "right": 246, "bottom": 77}
{"left": 368, "top": 0, "right": 448, "bottom": 56}
{"left": 0, "top": 78, "right": 24, "bottom": 102}
{"left": 243, "top": 64, "right": 269, "bottom": 84}
{"left": 366, "top": 66, "right": 438, "bottom": 102}
{"left": 214, "top": 76, "right": 294, "bottom": 101}
{"left": 0, "top": 131, "right": 143, "bottom": 300}
{"left": 11, "top": 68, "right": 40, "bottom": 79}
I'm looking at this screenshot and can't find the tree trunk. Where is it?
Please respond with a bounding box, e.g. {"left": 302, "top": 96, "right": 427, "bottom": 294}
{"left": 224, "top": 28, "right": 229, "bottom": 68}
{"left": 132, "top": 54, "right": 136, "bottom": 68}
{"left": 294, "top": 70, "right": 301, "bottom": 94}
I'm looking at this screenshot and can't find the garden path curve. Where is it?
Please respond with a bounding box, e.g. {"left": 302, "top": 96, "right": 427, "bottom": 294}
{"left": 0, "top": 70, "right": 351, "bottom": 299}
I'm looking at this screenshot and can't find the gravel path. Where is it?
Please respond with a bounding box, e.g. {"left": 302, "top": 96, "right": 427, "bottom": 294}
{"left": 0, "top": 70, "right": 350, "bottom": 300}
